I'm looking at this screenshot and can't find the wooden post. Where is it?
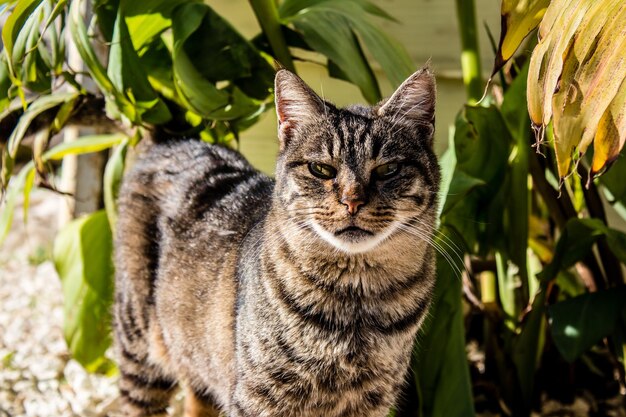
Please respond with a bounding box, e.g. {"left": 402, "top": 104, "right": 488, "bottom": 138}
{"left": 58, "top": 0, "right": 108, "bottom": 226}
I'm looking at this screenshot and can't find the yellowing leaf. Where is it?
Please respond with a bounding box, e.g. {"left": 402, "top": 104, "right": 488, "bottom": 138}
{"left": 527, "top": 0, "right": 593, "bottom": 127}
{"left": 492, "top": 0, "right": 549, "bottom": 74}
{"left": 526, "top": 0, "right": 626, "bottom": 179}
{"left": 591, "top": 78, "right": 626, "bottom": 175}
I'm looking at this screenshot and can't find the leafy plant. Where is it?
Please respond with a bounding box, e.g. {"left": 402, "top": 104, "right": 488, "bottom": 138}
{"left": 425, "top": 0, "right": 626, "bottom": 415}
{"left": 0, "top": 0, "right": 439, "bottom": 413}
{"left": 2, "top": 0, "right": 626, "bottom": 416}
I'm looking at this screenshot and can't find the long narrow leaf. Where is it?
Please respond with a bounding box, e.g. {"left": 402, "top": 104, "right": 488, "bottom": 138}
{"left": 108, "top": 4, "right": 171, "bottom": 124}
{"left": 0, "top": 161, "right": 34, "bottom": 245}
{"left": 1, "top": 0, "right": 44, "bottom": 73}
{"left": 68, "top": 0, "right": 135, "bottom": 121}
{"left": 42, "top": 133, "right": 127, "bottom": 161}
{"left": 103, "top": 139, "right": 128, "bottom": 230}
{"left": 288, "top": 10, "right": 380, "bottom": 102}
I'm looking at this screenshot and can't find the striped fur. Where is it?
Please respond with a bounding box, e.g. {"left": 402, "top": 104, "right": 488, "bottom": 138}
{"left": 114, "top": 67, "right": 440, "bottom": 417}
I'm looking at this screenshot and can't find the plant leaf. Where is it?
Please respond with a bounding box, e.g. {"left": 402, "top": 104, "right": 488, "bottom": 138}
{"left": 1, "top": 0, "right": 45, "bottom": 73}
{"left": 281, "top": 2, "right": 381, "bottom": 102}
{"left": 591, "top": 76, "right": 626, "bottom": 176}
{"left": 492, "top": 0, "right": 549, "bottom": 74}
{"left": 68, "top": 0, "right": 136, "bottom": 122}
{"left": 597, "top": 148, "right": 626, "bottom": 221}
{"left": 413, "top": 226, "right": 475, "bottom": 417}
{"left": 549, "top": 287, "right": 626, "bottom": 362}
{"left": 279, "top": 0, "right": 396, "bottom": 22}
{"left": 123, "top": 0, "right": 192, "bottom": 52}
{"left": 178, "top": 3, "right": 274, "bottom": 101}
{"left": 501, "top": 61, "right": 531, "bottom": 300}
{"left": 107, "top": 3, "right": 171, "bottom": 124}
{"left": 2, "top": 91, "right": 79, "bottom": 187}
{"left": 103, "top": 139, "right": 128, "bottom": 230}
{"left": 0, "top": 161, "right": 34, "bottom": 245}
{"left": 281, "top": 0, "right": 412, "bottom": 89}
{"left": 527, "top": 0, "right": 626, "bottom": 178}
{"left": 538, "top": 218, "right": 626, "bottom": 282}
{"left": 1, "top": 133, "right": 124, "bottom": 246}
{"left": 53, "top": 210, "right": 116, "bottom": 373}
{"left": 171, "top": 2, "right": 259, "bottom": 119}
{"left": 441, "top": 106, "right": 512, "bottom": 252}
{"left": 511, "top": 287, "right": 547, "bottom": 405}
{"left": 42, "top": 133, "right": 127, "bottom": 161}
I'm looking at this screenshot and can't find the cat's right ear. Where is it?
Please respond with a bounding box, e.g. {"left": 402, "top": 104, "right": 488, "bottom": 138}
{"left": 274, "top": 70, "right": 325, "bottom": 150}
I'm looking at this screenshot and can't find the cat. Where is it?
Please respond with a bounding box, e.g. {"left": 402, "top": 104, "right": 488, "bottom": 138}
{"left": 113, "top": 66, "right": 440, "bottom": 417}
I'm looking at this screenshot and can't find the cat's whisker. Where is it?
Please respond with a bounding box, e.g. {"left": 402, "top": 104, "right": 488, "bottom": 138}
{"left": 396, "top": 223, "right": 466, "bottom": 280}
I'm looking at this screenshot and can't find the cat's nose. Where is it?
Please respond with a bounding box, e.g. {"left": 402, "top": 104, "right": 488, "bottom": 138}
{"left": 341, "top": 196, "right": 366, "bottom": 215}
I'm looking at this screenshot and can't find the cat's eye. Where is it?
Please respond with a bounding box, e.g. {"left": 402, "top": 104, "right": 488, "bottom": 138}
{"left": 308, "top": 162, "right": 337, "bottom": 179}
{"left": 373, "top": 162, "right": 400, "bottom": 180}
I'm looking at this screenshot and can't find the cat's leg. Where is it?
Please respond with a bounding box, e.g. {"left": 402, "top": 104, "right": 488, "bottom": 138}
{"left": 115, "top": 303, "right": 178, "bottom": 416}
{"left": 183, "top": 386, "right": 223, "bottom": 417}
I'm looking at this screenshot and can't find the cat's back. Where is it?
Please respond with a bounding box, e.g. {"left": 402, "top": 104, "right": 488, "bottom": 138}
{"left": 114, "top": 139, "right": 274, "bottom": 403}
{"left": 118, "top": 139, "right": 273, "bottom": 235}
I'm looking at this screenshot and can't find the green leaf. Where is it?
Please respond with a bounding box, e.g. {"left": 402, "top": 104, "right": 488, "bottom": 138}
{"left": 170, "top": 2, "right": 264, "bottom": 120}
{"left": 68, "top": 0, "right": 136, "bottom": 121}
{"left": 107, "top": 4, "right": 171, "bottom": 124}
{"left": 538, "top": 218, "right": 611, "bottom": 282}
{"left": 436, "top": 132, "right": 457, "bottom": 218}
{"left": 42, "top": 133, "right": 127, "bottom": 161}
{"left": 0, "top": 54, "right": 12, "bottom": 111}
{"left": 279, "top": 0, "right": 396, "bottom": 23}
{"left": 103, "top": 139, "right": 128, "bottom": 229}
{"left": 441, "top": 169, "right": 485, "bottom": 215}
{"left": 605, "top": 228, "right": 626, "bottom": 263}
{"left": 441, "top": 106, "right": 512, "bottom": 252}
{"left": 307, "top": 1, "right": 413, "bottom": 87}
{"left": 549, "top": 287, "right": 626, "bottom": 362}
{"left": 123, "top": 0, "right": 192, "bottom": 52}
{"left": 512, "top": 287, "right": 547, "bottom": 406}
{"left": 0, "top": 161, "right": 34, "bottom": 245}
{"left": 280, "top": 0, "right": 412, "bottom": 89}
{"left": 598, "top": 148, "right": 626, "bottom": 221}
{"left": 1, "top": 0, "right": 45, "bottom": 72}
{"left": 178, "top": 3, "right": 274, "bottom": 101}
{"left": 454, "top": 106, "right": 512, "bottom": 184}
{"left": 3, "top": 91, "right": 80, "bottom": 187}
{"left": 1, "top": 133, "right": 124, "bottom": 247}
{"left": 413, "top": 226, "right": 475, "bottom": 417}
{"left": 53, "top": 210, "right": 116, "bottom": 373}
{"left": 501, "top": 61, "right": 531, "bottom": 302}
{"left": 290, "top": 11, "right": 380, "bottom": 102}
{"left": 21, "top": 161, "right": 36, "bottom": 223}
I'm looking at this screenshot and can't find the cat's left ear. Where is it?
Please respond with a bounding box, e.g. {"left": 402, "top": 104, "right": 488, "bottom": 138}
{"left": 376, "top": 66, "right": 436, "bottom": 141}
{"left": 274, "top": 69, "right": 326, "bottom": 150}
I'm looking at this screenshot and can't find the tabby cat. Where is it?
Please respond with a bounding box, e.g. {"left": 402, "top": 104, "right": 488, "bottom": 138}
{"left": 114, "top": 66, "right": 440, "bottom": 417}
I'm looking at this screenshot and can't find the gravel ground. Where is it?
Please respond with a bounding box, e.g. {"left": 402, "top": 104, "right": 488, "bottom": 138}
{"left": 0, "top": 192, "right": 123, "bottom": 416}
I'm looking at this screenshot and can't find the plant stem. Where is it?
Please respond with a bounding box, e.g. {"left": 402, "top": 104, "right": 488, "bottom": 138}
{"left": 577, "top": 164, "right": 624, "bottom": 287}
{"left": 530, "top": 151, "right": 607, "bottom": 288}
{"left": 455, "top": 0, "right": 483, "bottom": 104}
{"left": 248, "top": 0, "right": 296, "bottom": 72}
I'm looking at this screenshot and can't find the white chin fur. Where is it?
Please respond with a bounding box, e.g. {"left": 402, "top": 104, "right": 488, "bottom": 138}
{"left": 309, "top": 221, "right": 398, "bottom": 254}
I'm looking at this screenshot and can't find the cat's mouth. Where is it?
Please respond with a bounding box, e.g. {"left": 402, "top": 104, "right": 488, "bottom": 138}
{"left": 334, "top": 226, "right": 374, "bottom": 240}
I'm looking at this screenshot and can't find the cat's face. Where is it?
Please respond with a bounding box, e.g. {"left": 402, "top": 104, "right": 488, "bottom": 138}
{"left": 273, "top": 69, "right": 440, "bottom": 254}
